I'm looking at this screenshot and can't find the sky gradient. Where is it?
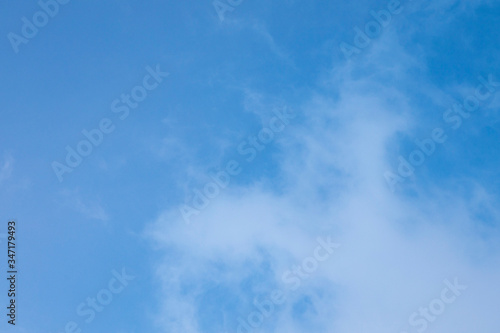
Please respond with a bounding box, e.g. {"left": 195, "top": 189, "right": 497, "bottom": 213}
{"left": 1, "top": 0, "right": 500, "bottom": 332}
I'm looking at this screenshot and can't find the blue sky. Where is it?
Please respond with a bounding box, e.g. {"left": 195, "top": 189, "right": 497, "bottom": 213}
{"left": 1, "top": 0, "right": 500, "bottom": 332}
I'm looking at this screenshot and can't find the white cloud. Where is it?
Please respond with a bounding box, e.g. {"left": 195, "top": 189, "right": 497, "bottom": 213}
{"left": 145, "top": 2, "right": 500, "bottom": 332}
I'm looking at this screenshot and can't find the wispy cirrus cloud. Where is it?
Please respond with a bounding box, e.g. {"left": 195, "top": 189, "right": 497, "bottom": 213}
{"left": 0, "top": 154, "right": 14, "bottom": 183}
{"left": 59, "top": 188, "right": 110, "bottom": 222}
